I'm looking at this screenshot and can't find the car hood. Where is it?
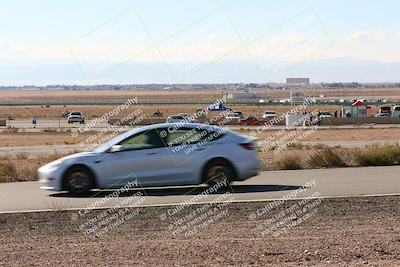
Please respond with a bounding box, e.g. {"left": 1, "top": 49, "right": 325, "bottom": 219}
{"left": 55, "top": 152, "right": 98, "bottom": 164}
{"left": 40, "top": 151, "right": 99, "bottom": 170}
{"left": 59, "top": 152, "right": 98, "bottom": 160}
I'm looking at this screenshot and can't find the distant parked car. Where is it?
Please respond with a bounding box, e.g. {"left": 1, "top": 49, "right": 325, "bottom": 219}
{"left": 374, "top": 113, "right": 391, "bottom": 117}
{"left": 392, "top": 106, "right": 400, "bottom": 117}
{"left": 166, "top": 114, "right": 196, "bottom": 123}
{"left": 234, "top": 111, "right": 244, "bottom": 118}
{"left": 67, "top": 112, "right": 85, "bottom": 124}
{"left": 262, "top": 110, "right": 277, "bottom": 119}
{"left": 226, "top": 112, "right": 244, "bottom": 120}
{"left": 240, "top": 116, "right": 263, "bottom": 126}
{"left": 375, "top": 106, "right": 392, "bottom": 117}
{"left": 208, "top": 103, "right": 231, "bottom": 111}
{"left": 152, "top": 110, "right": 163, "bottom": 117}
{"left": 318, "top": 111, "right": 332, "bottom": 119}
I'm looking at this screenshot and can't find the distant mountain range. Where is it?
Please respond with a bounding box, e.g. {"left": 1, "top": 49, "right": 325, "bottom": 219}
{"left": 0, "top": 57, "right": 399, "bottom": 85}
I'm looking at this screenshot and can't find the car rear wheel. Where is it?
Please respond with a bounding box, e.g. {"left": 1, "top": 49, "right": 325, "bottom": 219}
{"left": 63, "top": 167, "right": 93, "bottom": 195}
{"left": 203, "top": 159, "right": 234, "bottom": 188}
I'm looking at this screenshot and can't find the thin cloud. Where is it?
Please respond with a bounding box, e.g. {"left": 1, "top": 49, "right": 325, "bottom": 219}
{"left": 345, "top": 30, "right": 388, "bottom": 42}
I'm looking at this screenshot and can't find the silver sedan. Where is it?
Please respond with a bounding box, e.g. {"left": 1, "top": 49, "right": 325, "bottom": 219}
{"left": 38, "top": 123, "right": 261, "bottom": 195}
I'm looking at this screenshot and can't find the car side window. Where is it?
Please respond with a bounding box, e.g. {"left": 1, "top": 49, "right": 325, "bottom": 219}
{"left": 118, "top": 129, "right": 165, "bottom": 151}
{"left": 166, "top": 128, "right": 204, "bottom": 147}
{"left": 166, "top": 128, "right": 224, "bottom": 147}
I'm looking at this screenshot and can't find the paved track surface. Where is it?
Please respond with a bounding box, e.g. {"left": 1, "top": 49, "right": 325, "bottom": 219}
{"left": 1, "top": 166, "right": 399, "bottom": 213}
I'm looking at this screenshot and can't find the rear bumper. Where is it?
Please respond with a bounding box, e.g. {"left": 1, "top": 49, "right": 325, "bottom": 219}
{"left": 234, "top": 158, "right": 262, "bottom": 181}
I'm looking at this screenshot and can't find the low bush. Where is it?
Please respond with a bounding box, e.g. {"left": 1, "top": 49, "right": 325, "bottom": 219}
{"left": 307, "top": 148, "right": 348, "bottom": 168}
{"left": 0, "top": 161, "right": 18, "bottom": 182}
{"left": 354, "top": 145, "right": 400, "bottom": 166}
{"left": 274, "top": 153, "right": 303, "bottom": 170}
{"left": 18, "top": 167, "right": 38, "bottom": 181}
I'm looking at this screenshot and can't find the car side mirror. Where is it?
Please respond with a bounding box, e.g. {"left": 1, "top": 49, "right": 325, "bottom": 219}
{"left": 109, "top": 145, "right": 123, "bottom": 153}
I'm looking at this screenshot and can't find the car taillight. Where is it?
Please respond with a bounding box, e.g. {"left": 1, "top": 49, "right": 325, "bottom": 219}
{"left": 240, "top": 142, "right": 256, "bottom": 150}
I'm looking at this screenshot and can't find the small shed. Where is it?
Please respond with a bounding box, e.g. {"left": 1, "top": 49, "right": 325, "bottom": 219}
{"left": 341, "top": 100, "right": 370, "bottom": 118}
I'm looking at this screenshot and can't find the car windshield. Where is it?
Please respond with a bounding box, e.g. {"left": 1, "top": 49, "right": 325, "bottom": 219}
{"left": 92, "top": 128, "right": 140, "bottom": 153}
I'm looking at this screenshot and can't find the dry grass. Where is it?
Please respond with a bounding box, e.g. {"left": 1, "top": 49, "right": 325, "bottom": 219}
{"left": 266, "top": 145, "right": 400, "bottom": 170}
{"left": 0, "top": 162, "right": 18, "bottom": 182}
{"left": 0, "top": 132, "right": 91, "bottom": 146}
{"left": 2, "top": 128, "right": 400, "bottom": 147}
{"left": 0, "top": 87, "right": 399, "bottom": 104}
{"left": 307, "top": 148, "right": 348, "bottom": 168}
{"left": 274, "top": 153, "right": 303, "bottom": 170}
{"left": 0, "top": 153, "right": 69, "bottom": 183}
{"left": 354, "top": 145, "right": 400, "bottom": 166}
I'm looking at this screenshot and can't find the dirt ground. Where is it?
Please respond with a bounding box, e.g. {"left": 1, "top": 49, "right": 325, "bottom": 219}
{"left": 0, "top": 132, "right": 91, "bottom": 147}
{"left": 0, "top": 196, "right": 399, "bottom": 266}
{"left": 0, "top": 128, "right": 399, "bottom": 147}
{"left": 0, "top": 104, "right": 346, "bottom": 120}
{"left": 0, "top": 87, "right": 398, "bottom": 119}
{"left": 1, "top": 87, "right": 400, "bottom": 104}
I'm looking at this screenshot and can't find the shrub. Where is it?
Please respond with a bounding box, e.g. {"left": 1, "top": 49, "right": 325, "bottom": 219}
{"left": 18, "top": 167, "right": 38, "bottom": 181}
{"left": 313, "top": 144, "right": 326, "bottom": 150}
{"left": 275, "top": 153, "right": 303, "bottom": 170}
{"left": 0, "top": 161, "right": 18, "bottom": 182}
{"left": 307, "top": 148, "right": 348, "bottom": 168}
{"left": 15, "top": 152, "right": 28, "bottom": 160}
{"left": 5, "top": 127, "right": 18, "bottom": 133}
{"left": 43, "top": 128, "right": 58, "bottom": 133}
{"left": 287, "top": 142, "right": 304, "bottom": 150}
{"left": 354, "top": 145, "right": 400, "bottom": 166}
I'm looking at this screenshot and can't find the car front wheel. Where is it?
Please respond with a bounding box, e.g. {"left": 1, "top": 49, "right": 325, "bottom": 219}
{"left": 63, "top": 167, "right": 93, "bottom": 195}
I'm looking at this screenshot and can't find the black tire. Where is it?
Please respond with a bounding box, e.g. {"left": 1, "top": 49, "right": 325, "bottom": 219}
{"left": 203, "top": 159, "right": 234, "bottom": 188}
{"left": 63, "top": 166, "right": 93, "bottom": 195}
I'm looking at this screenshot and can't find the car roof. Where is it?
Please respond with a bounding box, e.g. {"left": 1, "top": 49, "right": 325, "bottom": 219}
{"left": 139, "top": 123, "right": 223, "bottom": 131}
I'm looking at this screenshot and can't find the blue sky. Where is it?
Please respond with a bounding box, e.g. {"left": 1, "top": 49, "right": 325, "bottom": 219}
{"left": 0, "top": 0, "right": 399, "bottom": 85}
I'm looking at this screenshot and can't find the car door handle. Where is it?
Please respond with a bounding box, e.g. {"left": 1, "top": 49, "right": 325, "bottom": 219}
{"left": 145, "top": 152, "right": 157, "bottom": 155}
{"left": 195, "top": 148, "right": 205, "bottom": 151}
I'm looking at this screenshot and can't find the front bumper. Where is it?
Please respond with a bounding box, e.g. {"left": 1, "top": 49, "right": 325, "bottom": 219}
{"left": 38, "top": 165, "right": 65, "bottom": 191}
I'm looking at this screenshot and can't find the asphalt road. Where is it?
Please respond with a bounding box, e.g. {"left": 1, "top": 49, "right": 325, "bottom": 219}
{"left": 1, "top": 166, "right": 400, "bottom": 213}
